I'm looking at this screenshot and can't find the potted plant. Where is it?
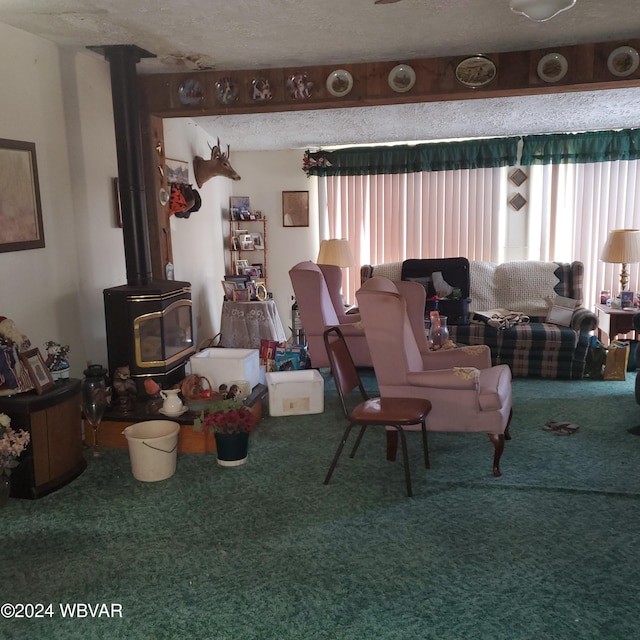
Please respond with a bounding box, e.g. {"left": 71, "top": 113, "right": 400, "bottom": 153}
{"left": 194, "top": 395, "right": 257, "bottom": 467}
{"left": 0, "top": 413, "right": 30, "bottom": 507}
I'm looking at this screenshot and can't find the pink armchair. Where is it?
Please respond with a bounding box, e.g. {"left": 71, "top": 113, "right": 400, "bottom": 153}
{"left": 356, "top": 277, "right": 512, "bottom": 476}
{"left": 289, "top": 261, "right": 372, "bottom": 368}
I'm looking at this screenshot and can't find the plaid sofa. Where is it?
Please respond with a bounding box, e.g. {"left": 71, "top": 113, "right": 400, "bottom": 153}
{"left": 360, "top": 260, "right": 598, "bottom": 379}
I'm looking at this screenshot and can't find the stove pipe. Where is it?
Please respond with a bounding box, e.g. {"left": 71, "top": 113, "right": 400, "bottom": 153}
{"left": 88, "top": 44, "right": 156, "bottom": 286}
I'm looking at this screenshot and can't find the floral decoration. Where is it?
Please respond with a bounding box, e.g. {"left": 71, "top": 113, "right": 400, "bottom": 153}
{"left": 197, "top": 396, "right": 257, "bottom": 435}
{"left": 0, "top": 413, "right": 30, "bottom": 475}
{"left": 302, "top": 150, "right": 334, "bottom": 176}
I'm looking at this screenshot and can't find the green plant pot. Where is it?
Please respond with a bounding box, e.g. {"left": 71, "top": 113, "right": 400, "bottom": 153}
{"left": 214, "top": 432, "right": 249, "bottom": 467}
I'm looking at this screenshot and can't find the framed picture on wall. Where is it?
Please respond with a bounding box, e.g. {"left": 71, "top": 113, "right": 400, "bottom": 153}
{"left": 0, "top": 139, "right": 45, "bottom": 253}
{"left": 282, "top": 190, "right": 309, "bottom": 227}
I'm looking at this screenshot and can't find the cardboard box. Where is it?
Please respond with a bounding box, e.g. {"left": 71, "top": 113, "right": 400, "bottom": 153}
{"left": 266, "top": 370, "right": 324, "bottom": 416}
{"left": 189, "top": 348, "right": 260, "bottom": 389}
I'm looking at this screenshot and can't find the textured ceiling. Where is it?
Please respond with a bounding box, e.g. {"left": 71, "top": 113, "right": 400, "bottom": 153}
{"left": 2, "top": 0, "right": 640, "bottom": 150}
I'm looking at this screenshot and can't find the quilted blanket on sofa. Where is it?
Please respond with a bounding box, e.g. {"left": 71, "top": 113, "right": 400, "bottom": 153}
{"left": 470, "top": 261, "right": 559, "bottom": 317}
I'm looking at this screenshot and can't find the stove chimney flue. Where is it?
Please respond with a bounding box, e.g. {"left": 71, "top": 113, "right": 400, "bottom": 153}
{"left": 88, "top": 44, "right": 156, "bottom": 286}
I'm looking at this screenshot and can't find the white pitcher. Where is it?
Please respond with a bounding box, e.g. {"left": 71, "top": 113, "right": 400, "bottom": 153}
{"left": 160, "top": 388, "right": 184, "bottom": 415}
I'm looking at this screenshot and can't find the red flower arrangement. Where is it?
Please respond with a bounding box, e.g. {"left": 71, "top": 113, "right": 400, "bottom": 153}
{"left": 201, "top": 397, "right": 257, "bottom": 435}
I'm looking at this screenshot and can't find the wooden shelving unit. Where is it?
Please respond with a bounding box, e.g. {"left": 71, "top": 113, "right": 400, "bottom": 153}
{"left": 228, "top": 217, "right": 268, "bottom": 289}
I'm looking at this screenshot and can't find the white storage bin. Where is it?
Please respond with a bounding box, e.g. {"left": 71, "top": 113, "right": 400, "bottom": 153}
{"left": 190, "top": 348, "right": 260, "bottom": 389}
{"left": 266, "top": 370, "right": 324, "bottom": 416}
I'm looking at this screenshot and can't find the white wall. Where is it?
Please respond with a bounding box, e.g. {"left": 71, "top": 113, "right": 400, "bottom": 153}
{"left": 0, "top": 22, "right": 121, "bottom": 376}
{"left": 229, "top": 150, "right": 318, "bottom": 334}
{"left": 159, "top": 141, "right": 317, "bottom": 341}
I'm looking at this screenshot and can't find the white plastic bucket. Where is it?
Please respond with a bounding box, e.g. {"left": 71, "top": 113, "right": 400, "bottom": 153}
{"left": 122, "top": 420, "right": 180, "bottom": 482}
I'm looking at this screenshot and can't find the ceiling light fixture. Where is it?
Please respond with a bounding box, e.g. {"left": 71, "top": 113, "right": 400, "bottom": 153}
{"left": 509, "top": 0, "right": 576, "bottom": 22}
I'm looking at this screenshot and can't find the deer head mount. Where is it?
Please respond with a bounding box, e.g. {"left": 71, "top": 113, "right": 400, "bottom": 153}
{"left": 193, "top": 138, "right": 241, "bottom": 187}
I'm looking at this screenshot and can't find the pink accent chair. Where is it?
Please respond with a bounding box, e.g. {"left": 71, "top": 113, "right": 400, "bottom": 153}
{"left": 356, "top": 277, "right": 513, "bottom": 476}
{"left": 289, "top": 261, "right": 372, "bottom": 368}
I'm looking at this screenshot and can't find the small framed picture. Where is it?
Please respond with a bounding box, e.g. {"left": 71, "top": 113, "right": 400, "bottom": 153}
{"left": 283, "top": 190, "right": 309, "bottom": 227}
{"left": 231, "top": 236, "right": 240, "bottom": 251}
{"left": 230, "top": 196, "right": 251, "bottom": 220}
{"left": 235, "top": 259, "right": 249, "bottom": 274}
{"left": 250, "top": 232, "right": 263, "bottom": 248}
{"left": 243, "top": 266, "right": 259, "bottom": 277}
{"left": 225, "top": 274, "right": 250, "bottom": 289}
{"left": 621, "top": 290, "right": 635, "bottom": 308}
{"left": 251, "top": 263, "right": 263, "bottom": 278}
{"left": 240, "top": 234, "right": 254, "bottom": 250}
{"left": 255, "top": 280, "right": 268, "bottom": 301}
{"left": 222, "top": 280, "right": 236, "bottom": 300}
{"left": 233, "top": 287, "right": 251, "bottom": 302}
{"left": 19, "top": 348, "right": 55, "bottom": 394}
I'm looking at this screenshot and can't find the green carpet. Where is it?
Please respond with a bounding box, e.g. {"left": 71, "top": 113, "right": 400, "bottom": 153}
{"left": 4, "top": 373, "right": 640, "bottom": 640}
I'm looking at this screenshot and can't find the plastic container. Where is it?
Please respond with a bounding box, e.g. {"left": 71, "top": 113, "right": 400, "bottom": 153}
{"left": 266, "top": 370, "right": 324, "bottom": 416}
{"left": 122, "top": 420, "right": 180, "bottom": 482}
{"left": 189, "top": 348, "right": 260, "bottom": 389}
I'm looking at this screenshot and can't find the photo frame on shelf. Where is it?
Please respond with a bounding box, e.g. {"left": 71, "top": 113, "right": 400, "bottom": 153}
{"left": 19, "top": 347, "right": 55, "bottom": 394}
{"left": 243, "top": 266, "right": 260, "bottom": 277}
{"left": 231, "top": 236, "right": 240, "bottom": 251}
{"left": 235, "top": 259, "right": 249, "bottom": 274}
{"left": 222, "top": 280, "right": 237, "bottom": 301}
{"left": 282, "top": 190, "right": 309, "bottom": 227}
{"left": 251, "top": 263, "right": 264, "bottom": 278}
{"left": 240, "top": 234, "right": 254, "bottom": 250}
{"left": 250, "top": 232, "right": 263, "bottom": 248}
{"left": 0, "top": 139, "right": 45, "bottom": 253}
{"left": 230, "top": 196, "right": 251, "bottom": 220}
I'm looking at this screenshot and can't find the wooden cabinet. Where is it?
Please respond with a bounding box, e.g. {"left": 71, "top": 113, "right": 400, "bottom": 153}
{"left": 0, "top": 379, "right": 86, "bottom": 499}
{"left": 228, "top": 217, "right": 268, "bottom": 290}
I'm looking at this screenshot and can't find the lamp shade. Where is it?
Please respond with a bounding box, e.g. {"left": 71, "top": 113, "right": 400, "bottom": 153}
{"left": 317, "top": 239, "right": 355, "bottom": 268}
{"left": 600, "top": 229, "right": 640, "bottom": 265}
{"left": 600, "top": 229, "right": 640, "bottom": 291}
{"left": 509, "top": 0, "right": 576, "bottom": 22}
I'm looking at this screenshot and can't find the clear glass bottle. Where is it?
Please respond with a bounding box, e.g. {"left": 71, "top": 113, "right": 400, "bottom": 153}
{"left": 428, "top": 314, "right": 450, "bottom": 349}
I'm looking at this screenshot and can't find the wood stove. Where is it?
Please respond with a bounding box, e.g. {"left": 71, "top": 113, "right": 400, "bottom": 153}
{"left": 92, "top": 44, "right": 195, "bottom": 391}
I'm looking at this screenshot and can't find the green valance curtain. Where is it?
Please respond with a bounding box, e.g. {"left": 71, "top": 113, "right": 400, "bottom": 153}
{"left": 303, "top": 137, "right": 520, "bottom": 177}
{"left": 521, "top": 129, "right": 640, "bottom": 165}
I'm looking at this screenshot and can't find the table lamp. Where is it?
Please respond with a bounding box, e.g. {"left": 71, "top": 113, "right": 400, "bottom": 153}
{"left": 317, "top": 238, "right": 355, "bottom": 307}
{"left": 600, "top": 229, "right": 640, "bottom": 292}
{"left": 317, "top": 238, "right": 354, "bottom": 268}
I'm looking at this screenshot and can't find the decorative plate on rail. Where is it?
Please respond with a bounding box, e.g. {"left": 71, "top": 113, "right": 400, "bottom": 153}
{"left": 537, "top": 53, "right": 568, "bottom": 83}
{"left": 607, "top": 46, "right": 640, "bottom": 78}
{"left": 250, "top": 77, "right": 273, "bottom": 102}
{"left": 214, "top": 77, "right": 239, "bottom": 105}
{"left": 455, "top": 56, "right": 496, "bottom": 88}
{"left": 287, "top": 73, "right": 314, "bottom": 99}
{"left": 388, "top": 64, "right": 416, "bottom": 93}
{"left": 178, "top": 79, "right": 204, "bottom": 105}
{"left": 326, "top": 69, "right": 354, "bottom": 97}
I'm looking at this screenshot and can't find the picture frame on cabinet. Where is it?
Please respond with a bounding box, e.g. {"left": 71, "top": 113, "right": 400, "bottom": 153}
{"left": 232, "top": 287, "right": 251, "bottom": 302}
{"left": 222, "top": 280, "right": 237, "bottom": 301}
{"left": 19, "top": 348, "right": 55, "bottom": 394}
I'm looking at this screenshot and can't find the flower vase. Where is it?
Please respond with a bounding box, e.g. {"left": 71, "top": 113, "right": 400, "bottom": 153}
{"left": 0, "top": 472, "right": 10, "bottom": 508}
{"left": 214, "top": 432, "right": 249, "bottom": 467}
